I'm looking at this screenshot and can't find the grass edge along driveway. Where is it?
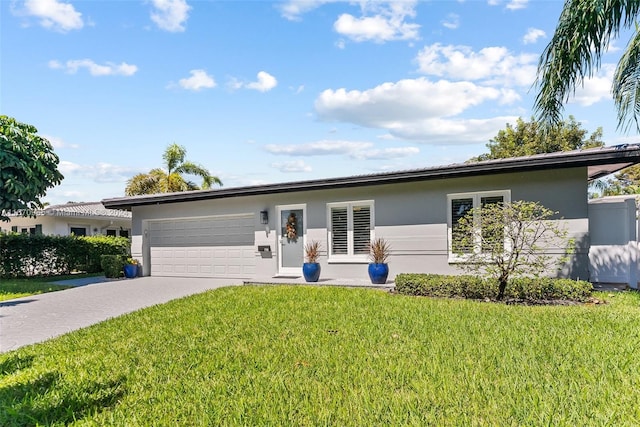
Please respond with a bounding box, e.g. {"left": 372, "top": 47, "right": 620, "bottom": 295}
{"left": 0, "top": 275, "right": 87, "bottom": 302}
{"left": 1, "top": 285, "right": 639, "bottom": 426}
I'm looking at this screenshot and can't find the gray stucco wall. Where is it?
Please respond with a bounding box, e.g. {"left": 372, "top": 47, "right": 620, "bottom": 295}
{"left": 130, "top": 167, "right": 589, "bottom": 281}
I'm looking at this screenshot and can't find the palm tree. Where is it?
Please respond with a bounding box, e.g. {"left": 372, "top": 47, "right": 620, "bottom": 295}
{"left": 534, "top": 0, "right": 640, "bottom": 133}
{"left": 125, "top": 143, "right": 222, "bottom": 196}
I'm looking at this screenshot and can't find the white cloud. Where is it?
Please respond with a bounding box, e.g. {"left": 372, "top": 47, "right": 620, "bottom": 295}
{"left": 270, "top": 160, "right": 313, "bottom": 173}
{"left": 178, "top": 69, "right": 216, "bottom": 91}
{"left": 229, "top": 71, "right": 277, "bottom": 92}
{"left": 386, "top": 116, "right": 519, "bottom": 144}
{"left": 59, "top": 160, "right": 141, "bottom": 183}
{"left": 523, "top": 28, "right": 545, "bottom": 44}
{"left": 150, "top": 0, "right": 191, "bottom": 32}
{"left": 314, "top": 78, "right": 520, "bottom": 144}
{"left": 265, "top": 140, "right": 419, "bottom": 160}
{"left": 570, "top": 64, "right": 615, "bottom": 106}
{"left": 333, "top": 1, "right": 419, "bottom": 43}
{"left": 316, "top": 78, "right": 516, "bottom": 126}
{"left": 487, "top": 0, "right": 529, "bottom": 10}
{"left": 42, "top": 134, "right": 79, "bottom": 149}
{"left": 506, "top": 0, "right": 528, "bottom": 10}
{"left": 20, "top": 0, "right": 84, "bottom": 32}
{"left": 442, "top": 13, "right": 459, "bottom": 30}
{"left": 265, "top": 140, "right": 372, "bottom": 156}
{"left": 278, "top": 0, "right": 337, "bottom": 21}
{"left": 48, "top": 59, "right": 138, "bottom": 76}
{"left": 415, "top": 43, "right": 537, "bottom": 87}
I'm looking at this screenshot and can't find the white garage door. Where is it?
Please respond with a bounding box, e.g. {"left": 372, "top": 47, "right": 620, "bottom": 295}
{"left": 148, "top": 214, "right": 256, "bottom": 278}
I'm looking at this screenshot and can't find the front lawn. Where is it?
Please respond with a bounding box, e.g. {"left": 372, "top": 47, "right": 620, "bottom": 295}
{"left": 0, "top": 276, "right": 86, "bottom": 302}
{"left": 1, "top": 285, "right": 640, "bottom": 425}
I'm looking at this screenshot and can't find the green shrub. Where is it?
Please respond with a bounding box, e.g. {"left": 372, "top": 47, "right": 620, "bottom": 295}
{"left": 100, "top": 255, "right": 124, "bottom": 279}
{"left": 0, "top": 234, "right": 129, "bottom": 278}
{"left": 78, "top": 235, "right": 129, "bottom": 273}
{"left": 395, "top": 273, "right": 592, "bottom": 302}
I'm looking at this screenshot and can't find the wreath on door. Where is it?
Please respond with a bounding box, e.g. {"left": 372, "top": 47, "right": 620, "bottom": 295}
{"left": 286, "top": 212, "right": 297, "bottom": 240}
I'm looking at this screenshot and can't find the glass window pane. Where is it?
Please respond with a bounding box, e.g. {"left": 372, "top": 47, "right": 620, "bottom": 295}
{"left": 451, "top": 198, "right": 473, "bottom": 253}
{"left": 353, "top": 205, "right": 371, "bottom": 254}
{"left": 331, "top": 207, "right": 348, "bottom": 255}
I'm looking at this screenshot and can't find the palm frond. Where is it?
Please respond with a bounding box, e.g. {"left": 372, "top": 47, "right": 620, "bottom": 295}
{"left": 613, "top": 23, "right": 640, "bottom": 133}
{"left": 163, "top": 143, "right": 187, "bottom": 174}
{"left": 534, "top": 0, "right": 640, "bottom": 129}
{"left": 125, "top": 172, "right": 163, "bottom": 196}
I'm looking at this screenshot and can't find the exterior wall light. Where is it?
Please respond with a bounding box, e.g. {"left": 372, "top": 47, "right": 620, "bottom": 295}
{"left": 260, "top": 210, "right": 269, "bottom": 224}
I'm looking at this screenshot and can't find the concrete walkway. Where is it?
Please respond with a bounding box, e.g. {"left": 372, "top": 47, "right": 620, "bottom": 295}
{"left": 0, "top": 276, "right": 241, "bottom": 353}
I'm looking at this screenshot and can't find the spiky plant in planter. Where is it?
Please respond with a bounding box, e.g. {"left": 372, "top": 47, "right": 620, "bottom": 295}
{"left": 305, "top": 241, "right": 321, "bottom": 263}
{"left": 368, "top": 237, "right": 391, "bottom": 284}
{"left": 303, "top": 241, "right": 322, "bottom": 282}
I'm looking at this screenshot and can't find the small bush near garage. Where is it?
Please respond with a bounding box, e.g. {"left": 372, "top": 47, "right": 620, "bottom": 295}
{"left": 395, "top": 273, "right": 593, "bottom": 303}
{"left": 0, "top": 233, "right": 129, "bottom": 278}
{"left": 100, "top": 255, "right": 124, "bottom": 278}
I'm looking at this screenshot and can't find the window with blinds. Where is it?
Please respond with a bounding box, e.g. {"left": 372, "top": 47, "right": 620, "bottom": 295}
{"left": 331, "top": 207, "right": 348, "bottom": 255}
{"left": 353, "top": 205, "right": 371, "bottom": 255}
{"left": 447, "top": 191, "right": 510, "bottom": 260}
{"left": 328, "top": 201, "right": 373, "bottom": 260}
{"left": 451, "top": 197, "right": 473, "bottom": 253}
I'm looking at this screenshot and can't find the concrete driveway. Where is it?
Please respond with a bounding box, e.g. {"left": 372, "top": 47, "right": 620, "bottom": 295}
{"left": 0, "top": 276, "right": 240, "bottom": 353}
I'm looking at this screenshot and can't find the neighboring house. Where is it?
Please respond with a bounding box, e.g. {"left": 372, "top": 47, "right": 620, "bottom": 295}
{"left": 102, "top": 145, "right": 640, "bottom": 286}
{"left": 2, "top": 202, "right": 132, "bottom": 237}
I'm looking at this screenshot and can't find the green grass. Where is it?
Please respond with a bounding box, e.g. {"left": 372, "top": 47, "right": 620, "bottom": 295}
{"left": 0, "top": 275, "right": 94, "bottom": 301}
{"left": 2, "top": 285, "right": 640, "bottom": 425}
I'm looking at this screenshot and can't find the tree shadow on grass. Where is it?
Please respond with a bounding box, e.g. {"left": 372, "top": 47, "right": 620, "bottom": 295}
{"left": 0, "top": 354, "right": 35, "bottom": 376}
{"left": 0, "top": 370, "right": 126, "bottom": 425}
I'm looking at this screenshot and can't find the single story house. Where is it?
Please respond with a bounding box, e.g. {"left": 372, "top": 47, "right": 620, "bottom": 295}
{"left": 2, "top": 202, "right": 132, "bottom": 237}
{"left": 102, "top": 145, "right": 640, "bottom": 286}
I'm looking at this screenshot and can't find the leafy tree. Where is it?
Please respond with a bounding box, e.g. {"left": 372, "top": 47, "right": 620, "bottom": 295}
{"left": 454, "top": 201, "right": 572, "bottom": 300}
{"left": 592, "top": 164, "right": 640, "bottom": 196}
{"left": 470, "top": 116, "right": 603, "bottom": 162}
{"left": 535, "top": 0, "right": 640, "bottom": 132}
{"left": 125, "top": 143, "right": 222, "bottom": 196}
{"left": 0, "top": 116, "right": 64, "bottom": 222}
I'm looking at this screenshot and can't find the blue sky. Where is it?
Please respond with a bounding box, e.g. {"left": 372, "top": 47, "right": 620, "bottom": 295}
{"left": 2, "top": 0, "right": 636, "bottom": 205}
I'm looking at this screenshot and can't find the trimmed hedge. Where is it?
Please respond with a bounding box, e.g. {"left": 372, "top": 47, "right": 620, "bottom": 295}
{"left": 395, "top": 273, "right": 593, "bottom": 302}
{"left": 100, "top": 255, "right": 124, "bottom": 278}
{"left": 0, "top": 233, "right": 129, "bottom": 278}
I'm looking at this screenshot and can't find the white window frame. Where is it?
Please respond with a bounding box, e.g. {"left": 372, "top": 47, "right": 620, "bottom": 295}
{"left": 327, "top": 200, "right": 374, "bottom": 263}
{"left": 447, "top": 190, "right": 510, "bottom": 263}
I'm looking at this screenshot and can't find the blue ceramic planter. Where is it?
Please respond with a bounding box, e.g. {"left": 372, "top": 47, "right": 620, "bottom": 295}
{"left": 368, "top": 263, "right": 389, "bottom": 284}
{"left": 123, "top": 264, "right": 138, "bottom": 279}
{"left": 302, "top": 263, "right": 321, "bottom": 282}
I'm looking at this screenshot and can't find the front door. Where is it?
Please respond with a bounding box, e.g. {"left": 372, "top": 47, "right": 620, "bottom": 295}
{"left": 277, "top": 205, "right": 306, "bottom": 276}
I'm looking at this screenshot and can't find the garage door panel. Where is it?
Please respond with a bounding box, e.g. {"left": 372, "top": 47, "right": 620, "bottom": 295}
{"left": 149, "top": 214, "right": 256, "bottom": 278}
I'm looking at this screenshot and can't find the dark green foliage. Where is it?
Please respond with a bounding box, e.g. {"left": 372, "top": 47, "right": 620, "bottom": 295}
{"left": 80, "top": 235, "right": 130, "bottom": 273}
{"left": 0, "top": 116, "right": 64, "bottom": 222}
{"left": 100, "top": 255, "right": 124, "bottom": 279}
{"left": 0, "top": 234, "right": 128, "bottom": 278}
{"left": 470, "top": 116, "right": 603, "bottom": 162}
{"left": 395, "top": 273, "right": 592, "bottom": 302}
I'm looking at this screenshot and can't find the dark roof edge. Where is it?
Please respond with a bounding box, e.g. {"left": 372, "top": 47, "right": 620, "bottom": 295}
{"left": 102, "top": 145, "right": 640, "bottom": 209}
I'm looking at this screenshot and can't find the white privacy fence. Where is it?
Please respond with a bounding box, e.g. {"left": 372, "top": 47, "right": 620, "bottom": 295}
{"left": 588, "top": 196, "right": 639, "bottom": 288}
